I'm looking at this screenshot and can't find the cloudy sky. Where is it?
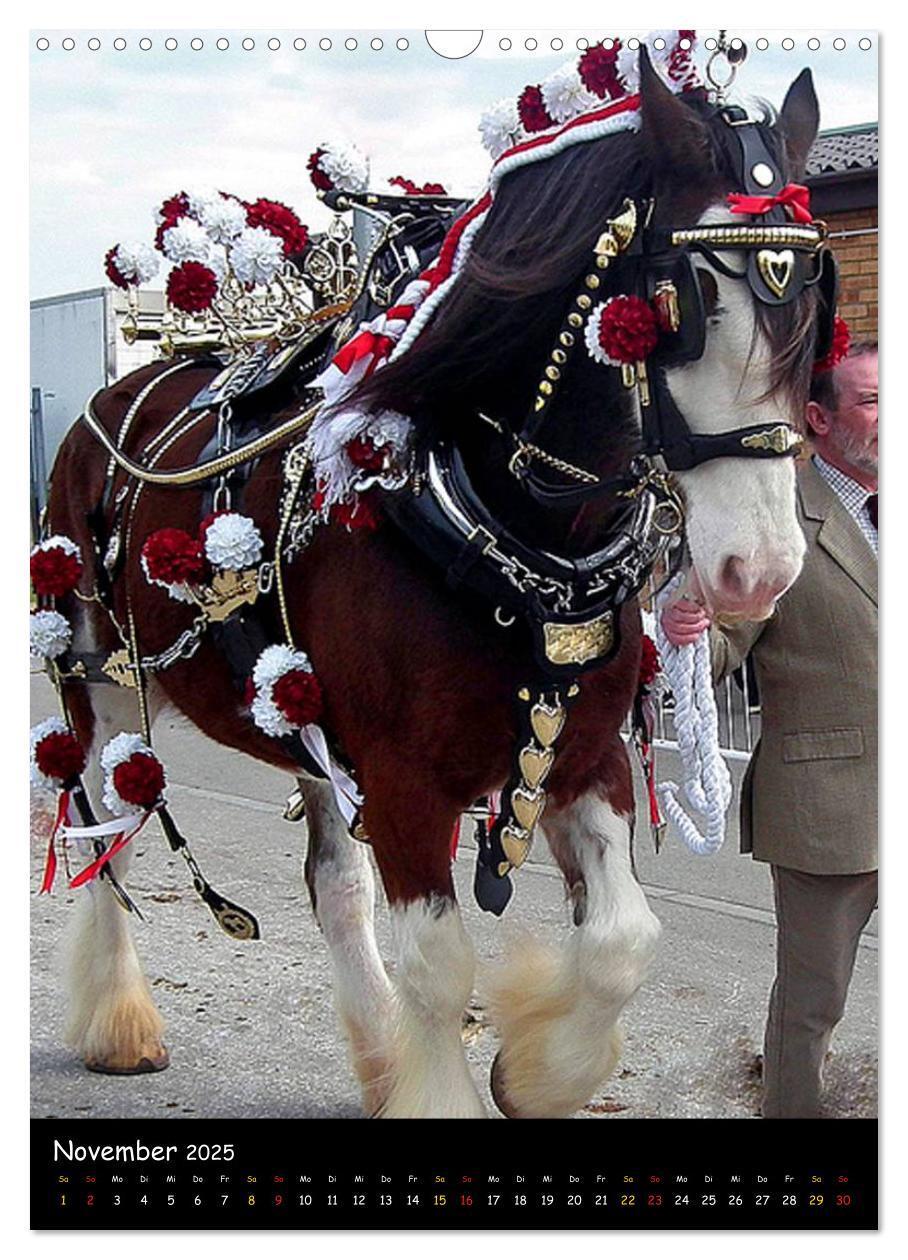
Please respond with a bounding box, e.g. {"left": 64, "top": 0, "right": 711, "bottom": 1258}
{"left": 30, "top": 28, "right": 877, "bottom": 299}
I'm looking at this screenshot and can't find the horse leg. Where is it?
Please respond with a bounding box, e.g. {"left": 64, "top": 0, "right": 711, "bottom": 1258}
{"left": 488, "top": 769, "right": 661, "bottom": 1117}
{"left": 61, "top": 681, "right": 168, "bottom": 1074}
{"left": 301, "top": 778, "right": 396, "bottom": 1116}
{"left": 364, "top": 784, "right": 485, "bottom": 1118}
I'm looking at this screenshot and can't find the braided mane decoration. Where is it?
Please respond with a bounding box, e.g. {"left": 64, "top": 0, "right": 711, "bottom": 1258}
{"left": 306, "top": 30, "right": 702, "bottom": 512}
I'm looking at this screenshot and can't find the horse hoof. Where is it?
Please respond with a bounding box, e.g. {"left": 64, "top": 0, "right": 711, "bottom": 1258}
{"left": 85, "top": 1048, "right": 170, "bottom": 1076}
{"left": 490, "top": 1050, "right": 523, "bottom": 1119}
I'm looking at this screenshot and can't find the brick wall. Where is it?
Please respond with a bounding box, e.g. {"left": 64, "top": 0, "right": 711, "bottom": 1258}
{"left": 825, "top": 206, "right": 878, "bottom": 340}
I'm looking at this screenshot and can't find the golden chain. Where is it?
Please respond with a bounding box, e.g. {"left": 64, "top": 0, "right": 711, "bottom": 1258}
{"left": 477, "top": 412, "right": 599, "bottom": 486}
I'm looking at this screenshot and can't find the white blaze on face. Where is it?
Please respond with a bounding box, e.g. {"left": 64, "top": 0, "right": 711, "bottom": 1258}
{"left": 665, "top": 207, "right": 806, "bottom": 621}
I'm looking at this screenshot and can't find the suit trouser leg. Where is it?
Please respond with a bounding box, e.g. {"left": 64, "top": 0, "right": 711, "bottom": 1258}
{"left": 762, "top": 865, "right": 877, "bottom": 1119}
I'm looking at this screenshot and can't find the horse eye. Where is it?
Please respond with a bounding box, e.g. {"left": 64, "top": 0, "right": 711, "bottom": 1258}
{"left": 696, "top": 267, "right": 720, "bottom": 317}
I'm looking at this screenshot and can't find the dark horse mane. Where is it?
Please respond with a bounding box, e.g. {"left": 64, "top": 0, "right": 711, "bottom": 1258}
{"left": 344, "top": 88, "right": 818, "bottom": 531}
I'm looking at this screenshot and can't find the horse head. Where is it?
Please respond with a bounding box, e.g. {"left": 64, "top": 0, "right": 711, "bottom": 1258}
{"left": 331, "top": 46, "right": 832, "bottom": 627}
{"left": 639, "top": 53, "right": 821, "bottom": 621}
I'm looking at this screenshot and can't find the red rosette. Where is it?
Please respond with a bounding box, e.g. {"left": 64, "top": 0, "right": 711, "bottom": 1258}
{"left": 638, "top": 634, "right": 661, "bottom": 690}
{"left": 272, "top": 668, "right": 324, "bottom": 727}
{"left": 331, "top": 495, "right": 380, "bottom": 532}
{"left": 346, "top": 434, "right": 387, "bottom": 472}
{"left": 517, "top": 85, "right": 555, "bottom": 134}
{"left": 34, "top": 730, "right": 86, "bottom": 786}
{"left": 245, "top": 198, "right": 310, "bottom": 256}
{"left": 166, "top": 261, "right": 219, "bottom": 315}
{"left": 141, "top": 528, "right": 205, "bottom": 585}
{"left": 598, "top": 295, "right": 660, "bottom": 364}
{"left": 30, "top": 545, "right": 83, "bottom": 598}
{"left": 158, "top": 192, "right": 190, "bottom": 223}
{"left": 813, "top": 314, "right": 852, "bottom": 376}
{"left": 578, "top": 42, "right": 624, "bottom": 101}
{"left": 112, "top": 751, "right": 166, "bottom": 810}
{"left": 104, "top": 246, "right": 130, "bottom": 291}
{"left": 307, "top": 149, "right": 333, "bottom": 193}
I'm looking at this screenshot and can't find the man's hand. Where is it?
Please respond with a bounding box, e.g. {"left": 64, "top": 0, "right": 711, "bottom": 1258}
{"left": 660, "top": 598, "right": 712, "bottom": 647}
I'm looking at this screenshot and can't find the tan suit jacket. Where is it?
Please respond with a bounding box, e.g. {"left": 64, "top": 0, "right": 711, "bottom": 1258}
{"left": 710, "top": 458, "right": 877, "bottom": 874}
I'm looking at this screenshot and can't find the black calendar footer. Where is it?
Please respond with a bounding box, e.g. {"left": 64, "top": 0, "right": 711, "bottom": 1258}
{"left": 31, "top": 1116, "right": 877, "bottom": 1229}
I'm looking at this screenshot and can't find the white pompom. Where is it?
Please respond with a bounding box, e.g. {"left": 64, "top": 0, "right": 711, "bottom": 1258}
{"left": 30, "top": 610, "right": 72, "bottom": 661}
{"left": 203, "top": 513, "right": 264, "bottom": 570}
{"left": 230, "top": 226, "right": 285, "bottom": 286}
{"left": 162, "top": 218, "right": 211, "bottom": 264}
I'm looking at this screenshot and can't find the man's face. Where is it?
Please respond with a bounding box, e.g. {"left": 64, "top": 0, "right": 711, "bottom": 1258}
{"left": 825, "top": 351, "right": 879, "bottom": 482}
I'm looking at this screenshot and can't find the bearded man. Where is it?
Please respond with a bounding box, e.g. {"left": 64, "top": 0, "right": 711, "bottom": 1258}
{"left": 661, "top": 342, "right": 878, "bottom": 1118}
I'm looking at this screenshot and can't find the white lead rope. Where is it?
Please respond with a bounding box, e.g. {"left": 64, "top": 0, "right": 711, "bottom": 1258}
{"left": 653, "top": 575, "right": 732, "bottom": 855}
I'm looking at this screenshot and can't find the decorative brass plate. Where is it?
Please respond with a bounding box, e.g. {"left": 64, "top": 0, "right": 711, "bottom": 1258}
{"left": 518, "top": 744, "right": 555, "bottom": 789}
{"left": 511, "top": 787, "right": 545, "bottom": 833}
{"left": 756, "top": 248, "right": 795, "bottom": 299}
{"left": 740, "top": 424, "right": 803, "bottom": 456}
{"left": 500, "top": 824, "right": 531, "bottom": 871}
{"left": 198, "top": 569, "right": 260, "bottom": 623}
{"left": 543, "top": 612, "right": 614, "bottom": 667}
{"left": 101, "top": 648, "right": 137, "bottom": 689}
{"left": 529, "top": 700, "right": 566, "bottom": 747}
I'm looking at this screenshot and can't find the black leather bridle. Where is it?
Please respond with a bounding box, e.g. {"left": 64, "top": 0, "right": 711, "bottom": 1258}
{"left": 501, "top": 105, "right": 837, "bottom": 504}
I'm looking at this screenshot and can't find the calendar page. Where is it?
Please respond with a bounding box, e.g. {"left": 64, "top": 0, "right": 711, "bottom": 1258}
{"left": 29, "top": 26, "right": 878, "bottom": 1231}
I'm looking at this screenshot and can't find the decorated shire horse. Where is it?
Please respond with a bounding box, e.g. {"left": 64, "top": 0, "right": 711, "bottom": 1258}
{"left": 36, "top": 42, "right": 836, "bottom": 1118}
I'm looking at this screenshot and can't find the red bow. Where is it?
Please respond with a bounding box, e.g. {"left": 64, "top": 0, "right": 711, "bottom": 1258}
{"left": 727, "top": 183, "right": 813, "bottom": 225}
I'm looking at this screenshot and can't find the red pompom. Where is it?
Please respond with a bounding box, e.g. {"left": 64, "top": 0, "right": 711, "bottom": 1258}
{"left": 112, "top": 752, "right": 166, "bottom": 809}
{"left": 638, "top": 634, "right": 661, "bottom": 689}
{"left": 597, "top": 295, "right": 660, "bottom": 365}
{"left": 105, "top": 246, "right": 130, "bottom": 291}
{"left": 307, "top": 149, "right": 333, "bottom": 193}
{"left": 245, "top": 198, "right": 309, "bottom": 256}
{"left": 35, "top": 731, "right": 86, "bottom": 785}
{"left": 166, "top": 261, "right": 219, "bottom": 314}
{"left": 331, "top": 495, "right": 380, "bottom": 532}
{"left": 272, "top": 669, "right": 324, "bottom": 727}
{"left": 30, "top": 546, "right": 83, "bottom": 598}
{"left": 578, "top": 42, "right": 624, "bottom": 100}
{"left": 346, "top": 435, "right": 387, "bottom": 472}
{"left": 813, "top": 314, "right": 852, "bottom": 376}
{"left": 517, "top": 85, "right": 555, "bottom": 134}
{"left": 141, "top": 528, "right": 205, "bottom": 585}
{"left": 158, "top": 192, "right": 190, "bottom": 223}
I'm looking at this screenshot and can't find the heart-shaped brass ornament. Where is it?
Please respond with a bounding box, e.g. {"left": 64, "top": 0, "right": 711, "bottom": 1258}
{"left": 518, "top": 744, "right": 555, "bottom": 788}
{"left": 530, "top": 701, "right": 566, "bottom": 748}
{"left": 511, "top": 787, "right": 545, "bottom": 833}
{"left": 501, "top": 824, "right": 531, "bottom": 869}
{"left": 757, "top": 248, "right": 795, "bottom": 299}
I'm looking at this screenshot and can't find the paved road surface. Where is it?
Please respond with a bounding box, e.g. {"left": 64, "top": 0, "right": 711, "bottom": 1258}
{"left": 30, "top": 676, "right": 877, "bottom": 1120}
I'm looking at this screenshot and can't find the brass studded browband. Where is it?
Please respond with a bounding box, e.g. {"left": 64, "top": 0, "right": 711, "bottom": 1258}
{"left": 670, "top": 222, "right": 826, "bottom": 249}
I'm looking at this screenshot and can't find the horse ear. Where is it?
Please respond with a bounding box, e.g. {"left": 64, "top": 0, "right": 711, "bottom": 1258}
{"left": 639, "top": 44, "right": 710, "bottom": 175}
{"left": 778, "top": 68, "right": 819, "bottom": 179}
